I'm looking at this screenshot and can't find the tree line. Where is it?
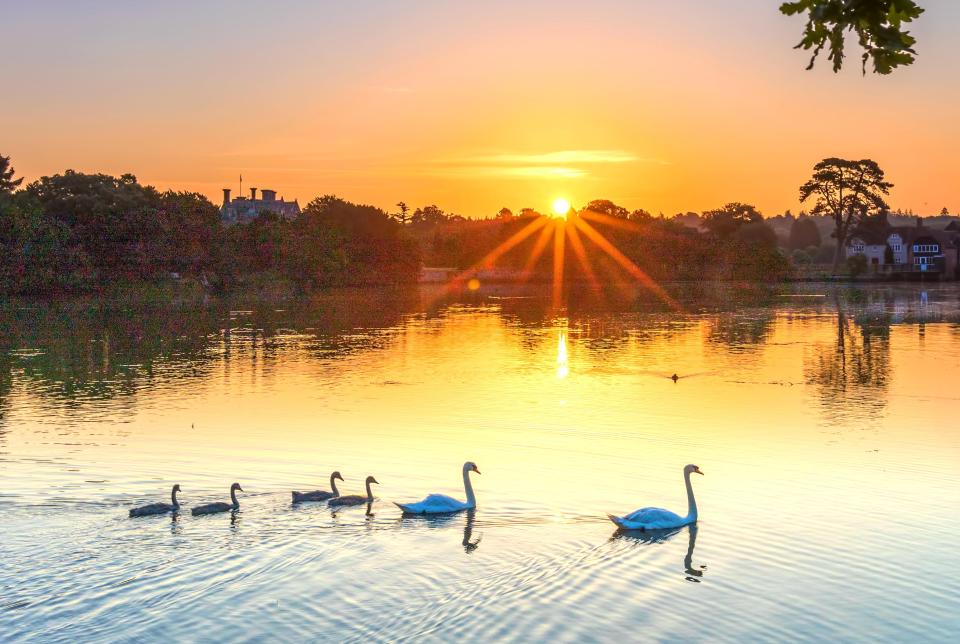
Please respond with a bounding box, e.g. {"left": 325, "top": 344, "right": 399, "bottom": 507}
{"left": 0, "top": 153, "right": 926, "bottom": 295}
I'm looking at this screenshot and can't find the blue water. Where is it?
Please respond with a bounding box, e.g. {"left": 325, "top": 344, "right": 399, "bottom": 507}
{"left": 1, "top": 284, "right": 958, "bottom": 642}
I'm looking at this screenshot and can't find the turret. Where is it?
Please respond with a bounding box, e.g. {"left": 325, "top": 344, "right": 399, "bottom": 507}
{"left": 250, "top": 187, "right": 257, "bottom": 200}
{"left": 222, "top": 188, "right": 231, "bottom": 206}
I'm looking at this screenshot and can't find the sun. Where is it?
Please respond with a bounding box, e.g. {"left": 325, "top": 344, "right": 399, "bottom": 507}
{"left": 552, "top": 198, "right": 571, "bottom": 218}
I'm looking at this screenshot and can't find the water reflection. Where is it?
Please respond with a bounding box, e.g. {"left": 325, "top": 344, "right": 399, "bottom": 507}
{"left": 2, "top": 283, "right": 959, "bottom": 641}
{"left": 611, "top": 524, "right": 705, "bottom": 583}
{"left": 397, "top": 509, "right": 482, "bottom": 554}
{"left": 804, "top": 293, "right": 891, "bottom": 423}
{"left": 462, "top": 510, "right": 481, "bottom": 553}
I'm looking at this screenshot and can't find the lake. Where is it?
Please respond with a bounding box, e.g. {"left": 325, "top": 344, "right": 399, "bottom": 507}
{"left": 1, "top": 283, "right": 958, "bottom": 642}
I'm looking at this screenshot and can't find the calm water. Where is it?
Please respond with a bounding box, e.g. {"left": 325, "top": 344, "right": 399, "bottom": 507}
{"left": 1, "top": 283, "right": 958, "bottom": 642}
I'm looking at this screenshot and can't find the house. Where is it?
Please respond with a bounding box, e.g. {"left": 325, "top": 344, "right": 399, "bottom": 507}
{"left": 844, "top": 218, "right": 960, "bottom": 278}
{"left": 220, "top": 187, "right": 300, "bottom": 225}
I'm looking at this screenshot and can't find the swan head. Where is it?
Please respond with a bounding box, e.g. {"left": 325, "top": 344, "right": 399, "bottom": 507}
{"left": 366, "top": 476, "right": 379, "bottom": 485}
{"left": 331, "top": 471, "right": 344, "bottom": 482}
{"left": 684, "top": 464, "right": 703, "bottom": 476}
{"left": 172, "top": 484, "right": 181, "bottom": 492}
{"left": 231, "top": 482, "right": 244, "bottom": 492}
{"left": 464, "top": 461, "right": 481, "bottom": 475}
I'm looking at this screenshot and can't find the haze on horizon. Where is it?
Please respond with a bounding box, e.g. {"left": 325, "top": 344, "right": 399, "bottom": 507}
{"left": 3, "top": 0, "right": 958, "bottom": 217}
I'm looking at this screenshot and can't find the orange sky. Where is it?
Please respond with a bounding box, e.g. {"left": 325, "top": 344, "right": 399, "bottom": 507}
{"left": 3, "top": 1, "right": 958, "bottom": 217}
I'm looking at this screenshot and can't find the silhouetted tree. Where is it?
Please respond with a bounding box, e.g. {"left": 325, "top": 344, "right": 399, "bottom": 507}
{"left": 799, "top": 158, "right": 892, "bottom": 272}
{"left": 788, "top": 217, "right": 822, "bottom": 249}
{"left": 701, "top": 202, "right": 763, "bottom": 238}
{"left": 583, "top": 199, "right": 629, "bottom": 219}
{"left": 496, "top": 207, "right": 514, "bottom": 220}
{"left": 0, "top": 154, "right": 22, "bottom": 196}
{"left": 941, "top": 207, "right": 950, "bottom": 216}
{"left": 392, "top": 201, "right": 411, "bottom": 225}
{"left": 780, "top": 0, "right": 924, "bottom": 74}
{"left": 411, "top": 204, "right": 448, "bottom": 227}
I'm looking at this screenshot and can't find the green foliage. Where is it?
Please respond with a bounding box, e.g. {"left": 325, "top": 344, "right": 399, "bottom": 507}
{"left": 297, "top": 196, "right": 421, "bottom": 285}
{"left": 0, "top": 162, "right": 421, "bottom": 294}
{"left": 780, "top": 0, "right": 924, "bottom": 74}
{"left": 846, "top": 253, "right": 868, "bottom": 277}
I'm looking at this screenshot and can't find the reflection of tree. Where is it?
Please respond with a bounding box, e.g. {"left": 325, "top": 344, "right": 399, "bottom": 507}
{"left": 0, "top": 288, "right": 415, "bottom": 409}
{"left": 706, "top": 310, "right": 775, "bottom": 351}
{"left": 0, "top": 350, "right": 10, "bottom": 440}
{"left": 804, "top": 294, "right": 890, "bottom": 421}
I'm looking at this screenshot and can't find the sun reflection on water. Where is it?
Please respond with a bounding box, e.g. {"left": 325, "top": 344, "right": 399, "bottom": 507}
{"left": 556, "top": 328, "right": 569, "bottom": 379}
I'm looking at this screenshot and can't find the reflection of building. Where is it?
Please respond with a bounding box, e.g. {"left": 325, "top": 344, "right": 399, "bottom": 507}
{"left": 845, "top": 218, "right": 960, "bottom": 278}
{"left": 220, "top": 187, "right": 300, "bottom": 225}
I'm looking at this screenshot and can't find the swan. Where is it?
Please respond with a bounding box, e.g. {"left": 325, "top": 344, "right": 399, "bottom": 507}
{"left": 328, "top": 476, "right": 378, "bottom": 507}
{"left": 395, "top": 461, "right": 480, "bottom": 514}
{"left": 608, "top": 464, "right": 703, "bottom": 530}
{"left": 292, "top": 471, "right": 343, "bottom": 503}
{"left": 129, "top": 484, "right": 181, "bottom": 517}
{"left": 191, "top": 482, "right": 243, "bottom": 516}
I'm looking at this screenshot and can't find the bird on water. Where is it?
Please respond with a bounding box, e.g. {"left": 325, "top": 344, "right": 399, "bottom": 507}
{"left": 129, "top": 484, "right": 182, "bottom": 517}
{"left": 191, "top": 482, "right": 244, "bottom": 516}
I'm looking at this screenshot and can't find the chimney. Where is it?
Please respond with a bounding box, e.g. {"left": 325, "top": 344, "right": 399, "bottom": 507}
{"left": 261, "top": 189, "right": 277, "bottom": 202}
{"left": 223, "top": 188, "right": 231, "bottom": 206}
{"left": 250, "top": 187, "right": 257, "bottom": 200}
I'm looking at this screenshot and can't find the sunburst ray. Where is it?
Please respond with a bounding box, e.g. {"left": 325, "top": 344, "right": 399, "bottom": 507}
{"left": 574, "top": 217, "right": 682, "bottom": 311}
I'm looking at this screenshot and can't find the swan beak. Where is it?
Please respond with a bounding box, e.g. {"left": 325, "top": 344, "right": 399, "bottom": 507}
{"left": 696, "top": 469, "right": 704, "bottom": 475}
{"left": 238, "top": 486, "right": 245, "bottom": 491}
{"left": 474, "top": 467, "right": 481, "bottom": 475}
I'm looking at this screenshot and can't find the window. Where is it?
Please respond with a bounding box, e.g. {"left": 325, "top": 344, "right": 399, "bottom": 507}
{"left": 891, "top": 244, "right": 902, "bottom": 252}
{"left": 913, "top": 243, "right": 939, "bottom": 253}
{"left": 914, "top": 256, "right": 937, "bottom": 265}
{"left": 852, "top": 242, "right": 865, "bottom": 253}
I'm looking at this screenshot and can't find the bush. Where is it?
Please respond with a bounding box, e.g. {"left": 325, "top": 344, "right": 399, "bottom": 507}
{"left": 846, "top": 254, "right": 868, "bottom": 278}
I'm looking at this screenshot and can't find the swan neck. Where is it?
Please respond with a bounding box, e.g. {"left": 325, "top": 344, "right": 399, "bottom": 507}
{"left": 463, "top": 467, "right": 476, "bottom": 508}
{"left": 230, "top": 486, "right": 239, "bottom": 508}
{"left": 330, "top": 474, "right": 339, "bottom": 497}
{"left": 365, "top": 480, "right": 374, "bottom": 502}
{"left": 171, "top": 487, "right": 180, "bottom": 508}
{"left": 684, "top": 471, "right": 698, "bottom": 522}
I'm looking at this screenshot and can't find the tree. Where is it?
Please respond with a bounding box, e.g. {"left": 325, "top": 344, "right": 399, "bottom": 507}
{"left": 0, "top": 154, "right": 23, "bottom": 196}
{"left": 940, "top": 207, "right": 950, "bottom": 216}
{"left": 780, "top": 0, "right": 924, "bottom": 74}
{"left": 393, "top": 201, "right": 411, "bottom": 225}
{"left": 798, "top": 158, "right": 892, "bottom": 272}
{"left": 788, "top": 217, "right": 822, "bottom": 249}
{"left": 701, "top": 202, "right": 763, "bottom": 238}
{"left": 496, "top": 207, "right": 514, "bottom": 220}
{"left": 583, "top": 199, "right": 629, "bottom": 219}
{"left": 411, "top": 204, "right": 448, "bottom": 227}
{"left": 737, "top": 221, "right": 778, "bottom": 247}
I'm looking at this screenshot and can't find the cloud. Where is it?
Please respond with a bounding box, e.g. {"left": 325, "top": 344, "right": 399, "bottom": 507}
{"left": 461, "top": 150, "right": 642, "bottom": 165}
{"left": 427, "top": 149, "right": 668, "bottom": 179}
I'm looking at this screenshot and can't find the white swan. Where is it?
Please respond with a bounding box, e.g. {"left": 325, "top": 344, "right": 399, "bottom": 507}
{"left": 608, "top": 464, "right": 703, "bottom": 530}
{"left": 292, "top": 471, "right": 343, "bottom": 503}
{"left": 129, "top": 484, "right": 181, "bottom": 517}
{"left": 395, "top": 462, "right": 480, "bottom": 514}
{"left": 191, "top": 482, "right": 243, "bottom": 516}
